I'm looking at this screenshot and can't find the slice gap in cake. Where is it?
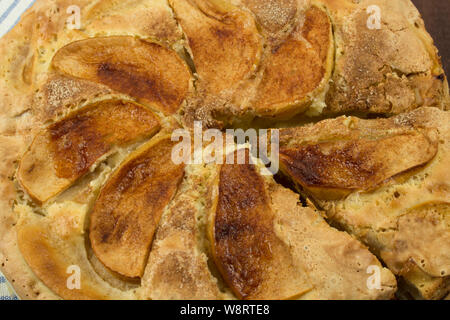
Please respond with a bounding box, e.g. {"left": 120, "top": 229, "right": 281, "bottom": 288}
{"left": 274, "top": 107, "right": 450, "bottom": 299}
{"left": 89, "top": 136, "right": 185, "bottom": 278}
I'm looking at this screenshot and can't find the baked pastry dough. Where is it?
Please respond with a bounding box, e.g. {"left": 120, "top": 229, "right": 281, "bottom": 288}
{"left": 0, "top": 0, "right": 448, "bottom": 300}
{"left": 276, "top": 107, "right": 450, "bottom": 299}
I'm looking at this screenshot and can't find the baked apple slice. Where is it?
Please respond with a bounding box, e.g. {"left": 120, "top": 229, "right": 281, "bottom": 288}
{"left": 51, "top": 36, "right": 191, "bottom": 114}
{"left": 276, "top": 108, "right": 450, "bottom": 299}
{"left": 169, "top": 0, "right": 262, "bottom": 95}
{"left": 253, "top": 5, "right": 334, "bottom": 117}
{"left": 210, "top": 149, "right": 313, "bottom": 300}
{"left": 140, "top": 165, "right": 224, "bottom": 300}
{"left": 89, "top": 137, "right": 185, "bottom": 278}
{"left": 279, "top": 130, "right": 438, "bottom": 200}
{"left": 18, "top": 99, "right": 160, "bottom": 204}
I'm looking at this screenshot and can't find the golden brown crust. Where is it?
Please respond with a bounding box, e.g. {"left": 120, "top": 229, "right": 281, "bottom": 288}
{"left": 89, "top": 137, "right": 185, "bottom": 278}
{"left": 320, "top": 0, "right": 448, "bottom": 115}
{"left": 84, "top": 0, "right": 182, "bottom": 43}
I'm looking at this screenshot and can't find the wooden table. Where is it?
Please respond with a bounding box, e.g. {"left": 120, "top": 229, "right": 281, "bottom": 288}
{"left": 412, "top": 0, "right": 450, "bottom": 76}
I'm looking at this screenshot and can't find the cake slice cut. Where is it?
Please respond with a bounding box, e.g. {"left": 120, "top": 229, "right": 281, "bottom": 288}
{"left": 209, "top": 149, "right": 313, "bottom": 299}
{"left": 209, "top": 149, "right": 396, "bottom": 299}
{"left": 89, "top": 136, "right": 185, "bottom": 278}
{"left": 51, "top": 36, "right": 191, "bottom": 115}
{"left": 140, "top": 164, "right": 226, "bottom": 300}
{"left": 276, "top": 107, "right": 450, "bottom": 299}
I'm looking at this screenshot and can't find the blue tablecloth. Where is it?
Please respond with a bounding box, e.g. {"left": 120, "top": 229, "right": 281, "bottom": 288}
{"left": 0, "top": 272, "right": 18, "bottom": 300}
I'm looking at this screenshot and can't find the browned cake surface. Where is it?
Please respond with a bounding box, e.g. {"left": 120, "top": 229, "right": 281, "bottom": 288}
{"left": 0, "top": 0, "right": 448, "bottom": 300}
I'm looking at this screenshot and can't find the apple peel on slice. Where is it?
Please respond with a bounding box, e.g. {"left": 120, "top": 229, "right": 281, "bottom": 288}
{"left": 89, "top": 136, "right": 185, "bottom": 278}
{"left": 279, "top": 131, "right": 438, "bottom": 200}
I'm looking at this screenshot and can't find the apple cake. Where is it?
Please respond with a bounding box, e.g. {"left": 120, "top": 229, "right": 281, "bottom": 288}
{"left": 0, "top": 0, "right": 448, "bottom": 300}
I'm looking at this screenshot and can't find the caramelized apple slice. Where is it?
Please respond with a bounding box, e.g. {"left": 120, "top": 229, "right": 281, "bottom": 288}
{"left": 170, "top": 0, "right": 262, "bottom": 94}
{"left": 18, "top": 100, "right": 160, "bottom": 203}
{"left": 210, "top": 149, "right": 312, "bottom": 300}
{"left": 89, "top": 137, "right": 185, "bottom": 278}
{"left": 279, "top": 131, "right": 438, "bottom": 200}
{"left": 51, "top": 36, "right": 191, "bottom": 114}
{"left": 253, "top": 6, "right": 333, "bottom": 117}
{"left": 380, "top": 202, "right": 450, "bottom": 278}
